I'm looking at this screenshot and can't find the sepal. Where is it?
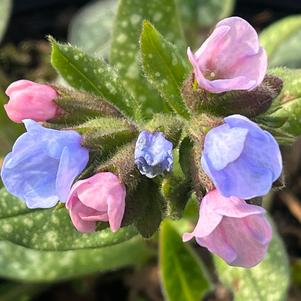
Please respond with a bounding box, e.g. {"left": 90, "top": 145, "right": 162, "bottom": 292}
{"left": 75, "top": 117, "right": 138, "bottom": 151}
{"left": 145, "top": 113, "right": 184, "bottom": 146}
{"left": 50, "top": 86, "right": 124, "bottom": 125}
{"left": 182, "top": 74, "right": 282, "bottom": 117}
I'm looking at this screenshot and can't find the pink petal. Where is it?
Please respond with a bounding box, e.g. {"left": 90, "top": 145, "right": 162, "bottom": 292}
{"left": 187, "top": 16, "right": 267, "bottom": 93}
{"left": 4, "top": 80, "right": 58, "bottom": 123}
{"left": 69, "top": 198, "right": 96, "bottom": 233}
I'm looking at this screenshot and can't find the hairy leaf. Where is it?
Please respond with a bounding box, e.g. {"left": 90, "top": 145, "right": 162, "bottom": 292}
{"left": 110, "top": 0, "right": 185, "bottom": 117}
{"left": 50, "top": 38, "right": 138, "bottom": 119}
{"left": 140, "top": 21, "right": 190, "bottom": 118}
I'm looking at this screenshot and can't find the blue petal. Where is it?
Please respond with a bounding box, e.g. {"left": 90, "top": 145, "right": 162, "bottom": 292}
{"left": 56, "top": 145, "right": 89, "bottom": 202}
{"left": 203, "top": 124, "right": 248, "bottom": 170}
{"left": 204, "top": 151, "right": 274, "bottom": 199}
{"left": 134, "top": 131, "right": 173, "bottom": 178}
{"left": 1, "top": 151, "right": 60, "bottom": 208}
{"left": 1, "top": 119, "right": 89, "bottom": 208}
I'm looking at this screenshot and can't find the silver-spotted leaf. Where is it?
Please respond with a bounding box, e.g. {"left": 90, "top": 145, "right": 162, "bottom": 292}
{"left": 110, "top": 0, "right": 185, "bottom": 118}
{"left": 50, "top": 38, "right": 138, "bottom": 120}
{"left": 68, "top": 0, "right": 117, "bottom": 58}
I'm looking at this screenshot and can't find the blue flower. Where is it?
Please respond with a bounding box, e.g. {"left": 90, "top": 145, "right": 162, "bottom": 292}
{"left": 201, "top": 115, "right": 282, "bottom": 199}
{"left": 135, "top": 131, "right": 173, "bottom": 178}
{"left": 1, "top": 119, "right": 89, "bottom": 208}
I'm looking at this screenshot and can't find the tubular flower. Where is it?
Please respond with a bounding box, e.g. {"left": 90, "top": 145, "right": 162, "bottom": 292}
{"left": 135, "top": 130, "right": 173, "bottom": 178}
{"left": 201, "top": 114, "right": 282, "bottom": 199}
{"left": 1, "top": 119, "right": 89, "bottom": 208}
{"left": 5, "top": 80, "right": 59, "bottom": 123}
{"left": 66, "top": 172, "right": 126, "bottom": 233}
{"left": 183, "top": 189, "right": 272, "bottom": 268}
{"left": 187, "top": 17, "right": 267, "bottom": 93}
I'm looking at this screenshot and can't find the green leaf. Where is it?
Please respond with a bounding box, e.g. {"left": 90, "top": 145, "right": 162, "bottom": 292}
{"left": 0, "top": 237, "right": 150, "bottom": 283}
{"left": 160, "top": 220, "right": 212, "bottom": 301}
{"left": 0, "top": 188, "right": 151, "bottom": 282}
{"left": 140, "top": 21, "right": 190, "bottom": 118}
{"left": 161, "top": 175, "right": 191, "bottom": 219}
{"left": 110, "top": 0, "right": 185, "bottom": 117}
{"left": 260, "top": 15, "right": 301, "bottom": 68}
{"left": 68, "top": 0, "right": 117, "bottom": 59}
{"left": 125, "top": 179, "right": 164, "bottom": 238}
{"left": 260, "top": 68, "right": 301, "bottom": 136}
{"left": 50, "top": 38, "right": 138, "bottom": 120}
{"left": 214, "top": 219, "right": 290, "bottom": 301}
{"left": 0, "top": 188, "right": 137, "bottom": 251}
{"left": 0, "top": 0, "right": 12, "bottom": 43}
{"left": 175, "top": 0, "right": 235, "bottom": 47}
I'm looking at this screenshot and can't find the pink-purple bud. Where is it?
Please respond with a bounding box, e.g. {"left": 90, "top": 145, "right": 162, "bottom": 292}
{"left": 5, "top": 80, "right": 59, "bottom": 123}
{"left": 183, "top": 189, "right": 272, "bottom": 268}
{"left": 66, "top": 172, "right": 126, "bottom": 233}
{"left": 187, "top": 17, "right": 267, "bottom": 93}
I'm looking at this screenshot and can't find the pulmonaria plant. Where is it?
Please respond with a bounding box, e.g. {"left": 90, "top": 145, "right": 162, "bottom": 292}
{"left": 0, "top": 14, "right": 289, "bottom": 270}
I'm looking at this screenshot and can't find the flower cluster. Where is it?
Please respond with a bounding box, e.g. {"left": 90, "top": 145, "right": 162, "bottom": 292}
{"left": 0, "top": 17, "right": 284, "bottom": 268}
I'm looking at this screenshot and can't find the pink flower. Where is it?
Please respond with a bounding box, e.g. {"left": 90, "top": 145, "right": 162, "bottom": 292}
{"left": 187, "top": 17, "right": 267, "bottom": 93}
{"left": 5, "top": 80, "right": 59, "bottom": 123}
{"left": 66, "top": 172, "right": 126, "bottom": 233}
{"left": 183, "top": 190, "right": 272, "bottom": 268}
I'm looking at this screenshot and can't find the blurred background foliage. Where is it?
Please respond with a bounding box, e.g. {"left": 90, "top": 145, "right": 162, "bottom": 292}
{"left": 0, "top": 0, "right": 301, "bottom": 300}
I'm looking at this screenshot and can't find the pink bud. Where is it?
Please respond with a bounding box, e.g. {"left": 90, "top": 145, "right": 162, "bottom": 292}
{"left": 183, "top": 190, "right": 272, "bottom": 268}
{"left": 66, "top": 172, "right": 126, "bottom": 233}
{"left": 5, "top": 80, "right": 59, "bottom": 123}
{"left": 188, "top": 17, "right": 267, "bottom": 93}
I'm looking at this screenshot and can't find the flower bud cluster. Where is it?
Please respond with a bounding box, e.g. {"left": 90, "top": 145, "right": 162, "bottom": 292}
{"left": 1, "top": 16, "right": 285, "bottom": 268}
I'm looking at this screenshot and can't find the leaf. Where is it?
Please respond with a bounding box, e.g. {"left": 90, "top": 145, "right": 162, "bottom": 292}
{"left": 160, "top": 220, "right": 212, "bottom": 301}
{"left": 68, "top": 0, "right": 117, "bottom": 59}
{"left": 140, "top": 21, "right": 190, "bottom": 118}
{"left": 214, "top": 219, "right": 290, "bottom": 301}
{"left": 161, "top": 175, "right": 191, "bottom": 219}
{"left": 0, "top": 188, "right": 151, "bottom": 282}
{"left": 125, "top": 178, "right": 164, "bottom": 238}
{"left": 0, "top": 0, "right": 12, "bottom": 43}
{"left": 0, "top": 237, "right": 150, "bottom": 283}
{"left": 0, "top": 188, "right": 138, "bottom": 251}
{"left": 175, "top": 0, "right": 235, "bottom": 47}
{"left": 110, "top": 0, "right": 185, "bottom": 117}
{"left": 260, "top": 15, "right": 301, "bottom": 68}
{"left": 260, "top": 67, "right": 301, "bottom": 136}
{"left": 50, "top": 38, "right": 138, "bottom": 120}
